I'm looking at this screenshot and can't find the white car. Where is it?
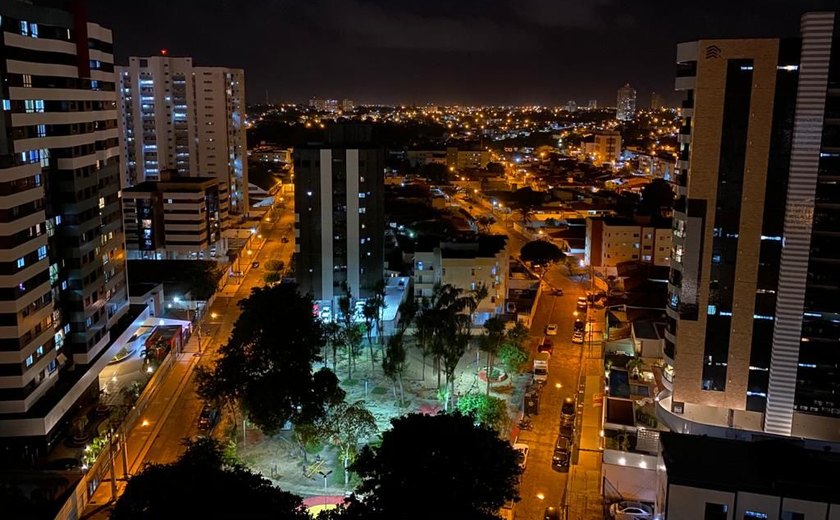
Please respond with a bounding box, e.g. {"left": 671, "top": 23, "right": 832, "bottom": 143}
{"left": 572, "top": 330, "right": 584, "bottom": 344}
{"left": 545, "top": 323, "right": 558, "bottom": 336}
{"left": 609, "top": 501, "right": 653, "bottom": 519}
{"left": 513, "top": 442, "right": 529, "bottom": 470}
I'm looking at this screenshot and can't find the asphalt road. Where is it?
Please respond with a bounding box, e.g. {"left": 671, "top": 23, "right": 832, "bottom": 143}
{"left": 142, "top": 206, "right": 297, "bottom": 466}
{"left": 514, "top": 266, "right": 588, "bottom": 519}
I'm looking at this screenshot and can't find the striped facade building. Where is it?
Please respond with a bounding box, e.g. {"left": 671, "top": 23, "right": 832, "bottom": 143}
{"left": 0, "top": 0, "right": 129, "bottom": 446}
{"left": 659, "top": 12, "right": 840, "bottom": 442}
{"left": 293, "top": 125, "right": 384, "bottom": 302}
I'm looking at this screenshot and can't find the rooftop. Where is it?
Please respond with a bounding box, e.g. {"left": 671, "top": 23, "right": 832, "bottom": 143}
{"left": 123, "top": 177, "right": 219, "bottom": 193}
{"left": 660, "top": 432, "right": 840, "bottom": 504}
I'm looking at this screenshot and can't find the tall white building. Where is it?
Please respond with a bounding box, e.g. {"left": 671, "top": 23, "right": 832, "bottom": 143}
{"left": 616, "top": 83, "right": 636, "bottom": 121}
{"left": 117, "top": 56, "right": 248, "bottom": 215}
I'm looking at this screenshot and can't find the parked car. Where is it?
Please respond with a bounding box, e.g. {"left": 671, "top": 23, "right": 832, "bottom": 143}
{"left": 551, "top": 436, "right": 571, "bottom": 471}
{"left": 281, "top": 236, "right": 289, "bottom": 243}
{"left": 198, "top": 405, "right": 219, "bottom": 431}
{"left": 576, "top": 297, "right": 588, "bottom": 312}
{"left": 573, "top": 319, "right": 585, "bottom": 332}
{"left": 609, "top": 501, "right": 654, "bottom": 519}
{"left": 572, "top": 330, "right": 584, "bottom": 344}
{"left": 251, "top": 261, "right": 260, "bottom": 268}
{"left": 538, "top": 338, "right": 554, "bottom": 354}
{"left": 545, "top": 323, "right": 558, "bottom": 336}
{"left": 544, "top": 507, "right": 561, "bottom": 520}
{"left": 559, "top": 422, "right": 574, "bottom": 439}
{"left": 513, "top": 442, "right": 529, "bottom": 470}
{"left": 561, "top": 397, "right": 576, "bottom": 425}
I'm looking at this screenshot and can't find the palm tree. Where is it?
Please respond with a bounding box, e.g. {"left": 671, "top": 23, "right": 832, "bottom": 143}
{"left": 467, "top": 282, "right": 489, "bottom": 326}
{"left": 480, "top": 316, "right": 506, "bottom": 395}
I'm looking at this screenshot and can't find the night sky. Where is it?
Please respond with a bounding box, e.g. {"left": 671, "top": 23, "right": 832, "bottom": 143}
{"left": 90, "top": 0, "right": 838, "bottom": 106}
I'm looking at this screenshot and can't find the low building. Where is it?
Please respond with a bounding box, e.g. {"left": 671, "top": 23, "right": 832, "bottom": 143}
{"left": 636, "top": 152, "right": 676, "bottom": 181}
{"left": 446, "top": 146, "right": 491, "bottom": 171}
{"left": 249, "top": 144, "right": 292, "bottom": 165}
{"left": 406, "top": 148, "right": 447, "bottom": 167}
{"left": 593, "top": 130, "right": 622, "bottom": 165}
{"left": 658, "top": 432, "right": 840, "bottom": 520}
{"left": 586, "top": 217, "right": 672, "bottom": 268}
{"left": 414, "top": 235, "right": 509, "bottom": 325}
{"left": 123, "top": 171, "right": 228, "bottom": 260}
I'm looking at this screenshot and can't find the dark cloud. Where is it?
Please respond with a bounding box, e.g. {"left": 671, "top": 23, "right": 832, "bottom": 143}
{"left": 89, "top": 0, "right": 839, "bottom": 105}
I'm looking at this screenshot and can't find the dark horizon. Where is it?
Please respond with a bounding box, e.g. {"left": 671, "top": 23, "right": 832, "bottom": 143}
{"left": 91, "top": 0, "right": 838, "bottom": 106}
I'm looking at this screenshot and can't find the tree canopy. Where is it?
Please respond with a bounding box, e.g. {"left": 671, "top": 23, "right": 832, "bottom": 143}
{"left": 520, "top": 240, "right": 565, "bottom": 269}
{"left": 344, "top": 413, "right": 521, "bottom": 520}
{"left": 196, "top": 284, "right": 344, "bottom": 434}
{"left": 112, "top": 438, "right": 310, "bottom": 520}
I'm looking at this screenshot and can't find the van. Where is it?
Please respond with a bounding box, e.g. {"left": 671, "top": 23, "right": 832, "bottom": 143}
{"left": 533, "top": 352, "right": 550, "bottom": 384}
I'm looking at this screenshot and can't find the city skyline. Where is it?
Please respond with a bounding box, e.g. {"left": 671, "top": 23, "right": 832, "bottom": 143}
{"left": 90, "top": 0, "right": 838, "bottom": 105}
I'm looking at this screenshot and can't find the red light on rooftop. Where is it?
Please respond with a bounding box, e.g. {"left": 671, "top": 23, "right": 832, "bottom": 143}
{"left": 160, "top": 49, "right": 169, "bottom": 56}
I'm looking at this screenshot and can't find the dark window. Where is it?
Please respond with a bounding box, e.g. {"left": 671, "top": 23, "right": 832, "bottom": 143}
{"left": 704, "top": 503, "right": 728, "bottom": 520}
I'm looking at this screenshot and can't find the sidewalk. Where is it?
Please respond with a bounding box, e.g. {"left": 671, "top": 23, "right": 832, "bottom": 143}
{"left": 83, "top": 342, "right": 200, "bottom": 514}
{"left": 565, "top": 339, "right": 605, "bottom": 520}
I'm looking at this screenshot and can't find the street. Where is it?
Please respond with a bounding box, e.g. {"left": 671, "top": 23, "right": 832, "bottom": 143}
{"left": 82, "top": 205, "right": 296, "bottom": 518}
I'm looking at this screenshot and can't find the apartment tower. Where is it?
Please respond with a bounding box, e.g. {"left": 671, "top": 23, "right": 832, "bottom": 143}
{"left": 663, "top": 12, "right": 840, "bottom": 442}
{"left": 616, "top": 83, "right": 637, "bottom": 121}
{"left": 0, "top": 0, "right": 129, "bottom": 446}
{"left": 294, "top": 125, "right": 384, "bottom": 303}
{"left": 116, "top": 56, "right": 248, "bottom": 216}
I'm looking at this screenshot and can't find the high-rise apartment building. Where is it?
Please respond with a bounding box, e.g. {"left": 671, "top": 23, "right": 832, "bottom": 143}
{"left": 587, "top": 99, "right": 598, "bottom": 109}
{"left": 116, "top": 56, "right": 248, "bottom": 216}
{"left": 616, "top": 83, "right": 636, "bottom": 121}
{"left": 294, "top": 125, "right": 384, "bottom": 303}
{"left": 661, "top": 11, "right": 840, "bottom": 442}
{"left": 650, "top": 91, "right": 664, "bottom": 110}
{"left": 0, "top": 1, "right": 129, "bottom": 444}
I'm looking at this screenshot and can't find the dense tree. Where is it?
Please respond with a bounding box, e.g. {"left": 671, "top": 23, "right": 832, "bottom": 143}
{"left": 476, "top": 214, "right": 497, "bottom": 233}
{"left": 638, "top": 178, "right": 675, "bottom": 223}
{"left": 382, "top": 330, "right": 408, "bottom": 405}
{"left": 520, "top": 240, "right": 565, "bottom": 279}
{"left": 111, "top": 438, "right": 310, "bottom": 520}
{"left": 345, "top": 413, "right": 521, "bottom": 520}
{"left": 323, "top": 401, "right": 378, "bottom": 488}
{"left": 511, "top": 187, "right": 545, "bottom": 225}
{"left": 196, "top": 284, "right": 344, "bottom": 434}
{"left": 338, "top": 284, "right": 365, "bottom": 380}
{"left": 480, "top": 316, "right": 506, "bottom": 395}
{"left": 457, "top": 393, "right": 509, "bottom": 432}
{"left": 418, "top": 162, "right": 450, "bottom": 184}
{"left": 497, "top": 342, "right": 529, "bottom": 374}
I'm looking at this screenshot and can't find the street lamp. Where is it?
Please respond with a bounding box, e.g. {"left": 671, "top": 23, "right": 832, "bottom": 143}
{"left": 318, "top": 470, "right": 333, "bottom": 508}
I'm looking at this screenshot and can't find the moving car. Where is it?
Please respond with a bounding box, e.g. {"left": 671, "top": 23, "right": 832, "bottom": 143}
{"left": 551, "top": 436, "right": 571, "bottom": 471}
{"left": 552, "top": 287, "right": 564, "bottom": 296}
{"left": 538, "top": 338, "right": 554, "bottom": 354}
{"left": 545, "top": 323, "right": 558, "bottom": 336}
{"left": 576, "top": 297, "right": 588, "bottom": 312}
{"left": 251, "top": 261, "right": 260, "bottom": 268}
{"left": 609, "top": 501, "right": 654, "bottom": 519}
{"left": 198, "top": 405, "right": 219, "bottom": 431}
{"left": 513, "top": 442, "right": 529, "bottom": 470}
{"left": 544, "top": 507, "right": 561, "bottom": 520}
{"left": 561, "top": 397, "right": 576, "bottom": 425}
{"left": 572, "top": 330, "right": 584, "bottom": 344}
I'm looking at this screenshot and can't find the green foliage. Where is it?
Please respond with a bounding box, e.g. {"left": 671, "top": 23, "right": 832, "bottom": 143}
{"left": 506, "top": 321, "right": 529, "bottom": 348}
{"left": 457, "top": 393, "right": 509, "bottom": 432}
{"left": 112, "top": 438, "right": 310, "bottom": 520}
{"left": 520, "top": 240, "right": 565, "bottom": 268}
{"left": 347, "top": 413, "right": 521, "bottom": 520}
{"left": 497, "top": 342, "right": 529, "bottom": 374}
{"left": 263, "top": 271, "right": 282, "bottom": 284}
{"left": 323, "top": 401, "right": 378, "bottom": 486}
{"left": 264, "top": 259, "right": 285, "bottom": 272}
{"left": 196, "top": 284, "right": 345, "bottom": 435}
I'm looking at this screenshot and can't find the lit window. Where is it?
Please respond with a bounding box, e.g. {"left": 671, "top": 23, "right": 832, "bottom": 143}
{"left": 19, "top": 20, "right": 29, "bottom": 36}
{"left": 36, "top": 345, "right": 44, "bottom": 357}
{"left": 38, "top": 245, "right": 47, "bottom": 260}
{"left": 16, "top": 257, "right": 25, "bottom": 269}
{"left": 2, "top": 100, "right": 10, "bottom": 111}
{"left": 25, "top": 355, "right": 34, "bottom": 368}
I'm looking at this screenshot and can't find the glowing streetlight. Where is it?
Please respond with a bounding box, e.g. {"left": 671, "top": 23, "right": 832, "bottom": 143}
{"left": 211, "top": 312, "right": 218, "bottom": 320}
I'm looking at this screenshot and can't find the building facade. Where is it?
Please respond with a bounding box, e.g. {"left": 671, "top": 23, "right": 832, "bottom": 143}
{"left": 0, "top": 1, "right": 129, "bottom": 444}
{"left": 616, "top": 83, "right": 637, "bottom": 121}
{"left": 294, "top": 125, "right": 384, "bottom": 302}
{"left": 414, "top": 235, "right": 509, "bottom": 325}
{"left": 586, "top": 218, "right": 672, "bottom": 268}
{"left": 662, "top": 12, "right": 840, "bottom": 442}
{"left": 122, "top": 172, "right": 227, "bottom": 260}
{"left": 593, "top": 130, "right": 622, "bottom": 165}
{"left": 116, "top": 56, "right": 248, "bottom": 214}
